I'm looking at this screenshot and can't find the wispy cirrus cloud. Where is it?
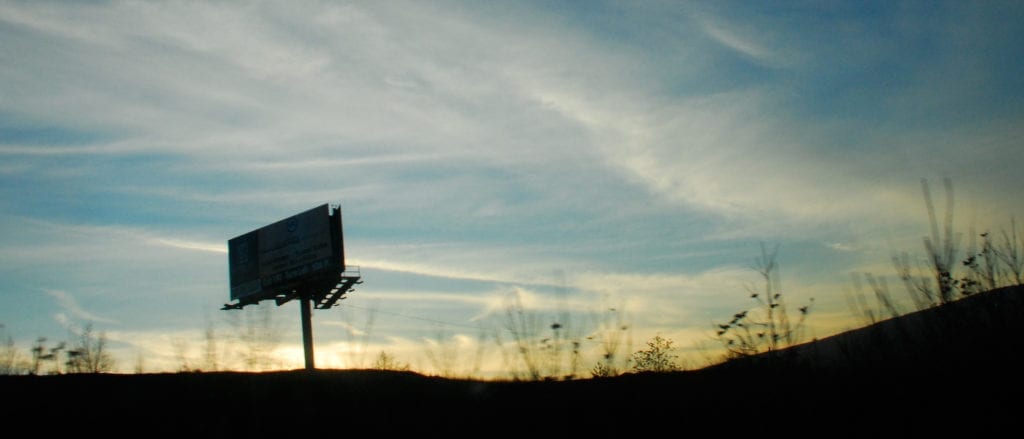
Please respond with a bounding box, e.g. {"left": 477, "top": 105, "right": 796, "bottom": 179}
{"left": 46, "top": 289, "right": 117, "bottom": 325}
{"left": 2, "top": 0, "right": 1023, "bottom": 374}
{"left": 699, "top": 19, "right": 786, "bottom": 68}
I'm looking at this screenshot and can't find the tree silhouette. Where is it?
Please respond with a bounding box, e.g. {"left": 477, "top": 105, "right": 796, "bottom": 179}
{"left": 65, "top": 323, "right": 115, "bottom": 373}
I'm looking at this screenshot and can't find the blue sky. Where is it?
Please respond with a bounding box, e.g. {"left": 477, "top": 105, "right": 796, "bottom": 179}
{"left": 2, "top": 1, "right": 1022, "bottom": 376}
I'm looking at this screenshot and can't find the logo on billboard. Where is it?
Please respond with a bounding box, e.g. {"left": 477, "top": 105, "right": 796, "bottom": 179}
{"left": 227, "top": 204, "right": 344, "bottom": 302}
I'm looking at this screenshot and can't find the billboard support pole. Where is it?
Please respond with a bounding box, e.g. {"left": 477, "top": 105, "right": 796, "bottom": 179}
{"left": 225, "top": 204, "right": 363, "bottom": 371}
{"left": 300, "top": 294, "right": 315, "bottom": 370}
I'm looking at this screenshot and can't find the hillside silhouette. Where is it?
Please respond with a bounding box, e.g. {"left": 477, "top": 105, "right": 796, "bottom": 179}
{"left": 3, "top": 286, "right": 1022, "bottom": 436}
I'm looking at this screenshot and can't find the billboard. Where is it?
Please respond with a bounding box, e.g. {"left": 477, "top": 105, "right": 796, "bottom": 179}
{"left": 228, "top": 204, "right": 345, "bottom": 303}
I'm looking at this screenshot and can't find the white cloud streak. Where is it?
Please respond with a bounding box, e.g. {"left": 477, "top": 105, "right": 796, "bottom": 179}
{"left": 45, "top": 289, "right": 117, "bottom": 325}
{"left": 1, "top": 0, "right": 958, "bottom": 236}
{"left": 1, "top": 1, "right": 1022, "bottom": 375}
{"left": 699, "top": 19, "right": 784, "bottom": 67}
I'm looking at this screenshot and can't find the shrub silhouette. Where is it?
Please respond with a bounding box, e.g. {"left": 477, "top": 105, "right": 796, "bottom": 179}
{"left": 630, "top": 334, "right": 679, "bottom": 372}
{"left": 372, "top": 351, "right": 410, "bottom": 371}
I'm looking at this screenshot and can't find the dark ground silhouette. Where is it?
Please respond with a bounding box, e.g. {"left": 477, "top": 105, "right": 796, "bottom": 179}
{"left": 4, "top": 286, "right": 1022, "bottom": 436}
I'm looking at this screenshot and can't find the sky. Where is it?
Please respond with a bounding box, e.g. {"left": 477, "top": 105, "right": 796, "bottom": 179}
{"left": 1, "top": 0, "right": 1022, "bottom": 377}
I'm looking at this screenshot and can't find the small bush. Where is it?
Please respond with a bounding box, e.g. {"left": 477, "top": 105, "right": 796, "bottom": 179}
{"left": 630, "top": 334, "right": 680, "bottom": 373}
{"left": 372, "top": 351, "right": 410, "bottom": 371}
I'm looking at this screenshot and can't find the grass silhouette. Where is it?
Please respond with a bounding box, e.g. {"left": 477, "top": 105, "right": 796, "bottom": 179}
{"left": 711, "top": 243, "right": 813, "bottom": 363}
{"left": 3, "top": 286, "right": 1021, "bottom": 436}
{"left": 4, "top": 177, "right": 1024, "bottom": 436}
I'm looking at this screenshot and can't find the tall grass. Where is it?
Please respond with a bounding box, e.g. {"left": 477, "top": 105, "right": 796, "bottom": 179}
{"left": 874, "top": 179, "right": 1022, "bottom": 319}
{"left": 588, "top": 301, "right": 632, "bottom": 377}
{"left": 423, "top": 325, "right": 489, "bottom": 379}
{"left": 712, "top": 243, "right": 813, "bottom": 361}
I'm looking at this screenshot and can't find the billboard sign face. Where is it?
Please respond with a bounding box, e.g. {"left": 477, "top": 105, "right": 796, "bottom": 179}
{"left": 228, "top": 204, "right": 343, "bottom": 302}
